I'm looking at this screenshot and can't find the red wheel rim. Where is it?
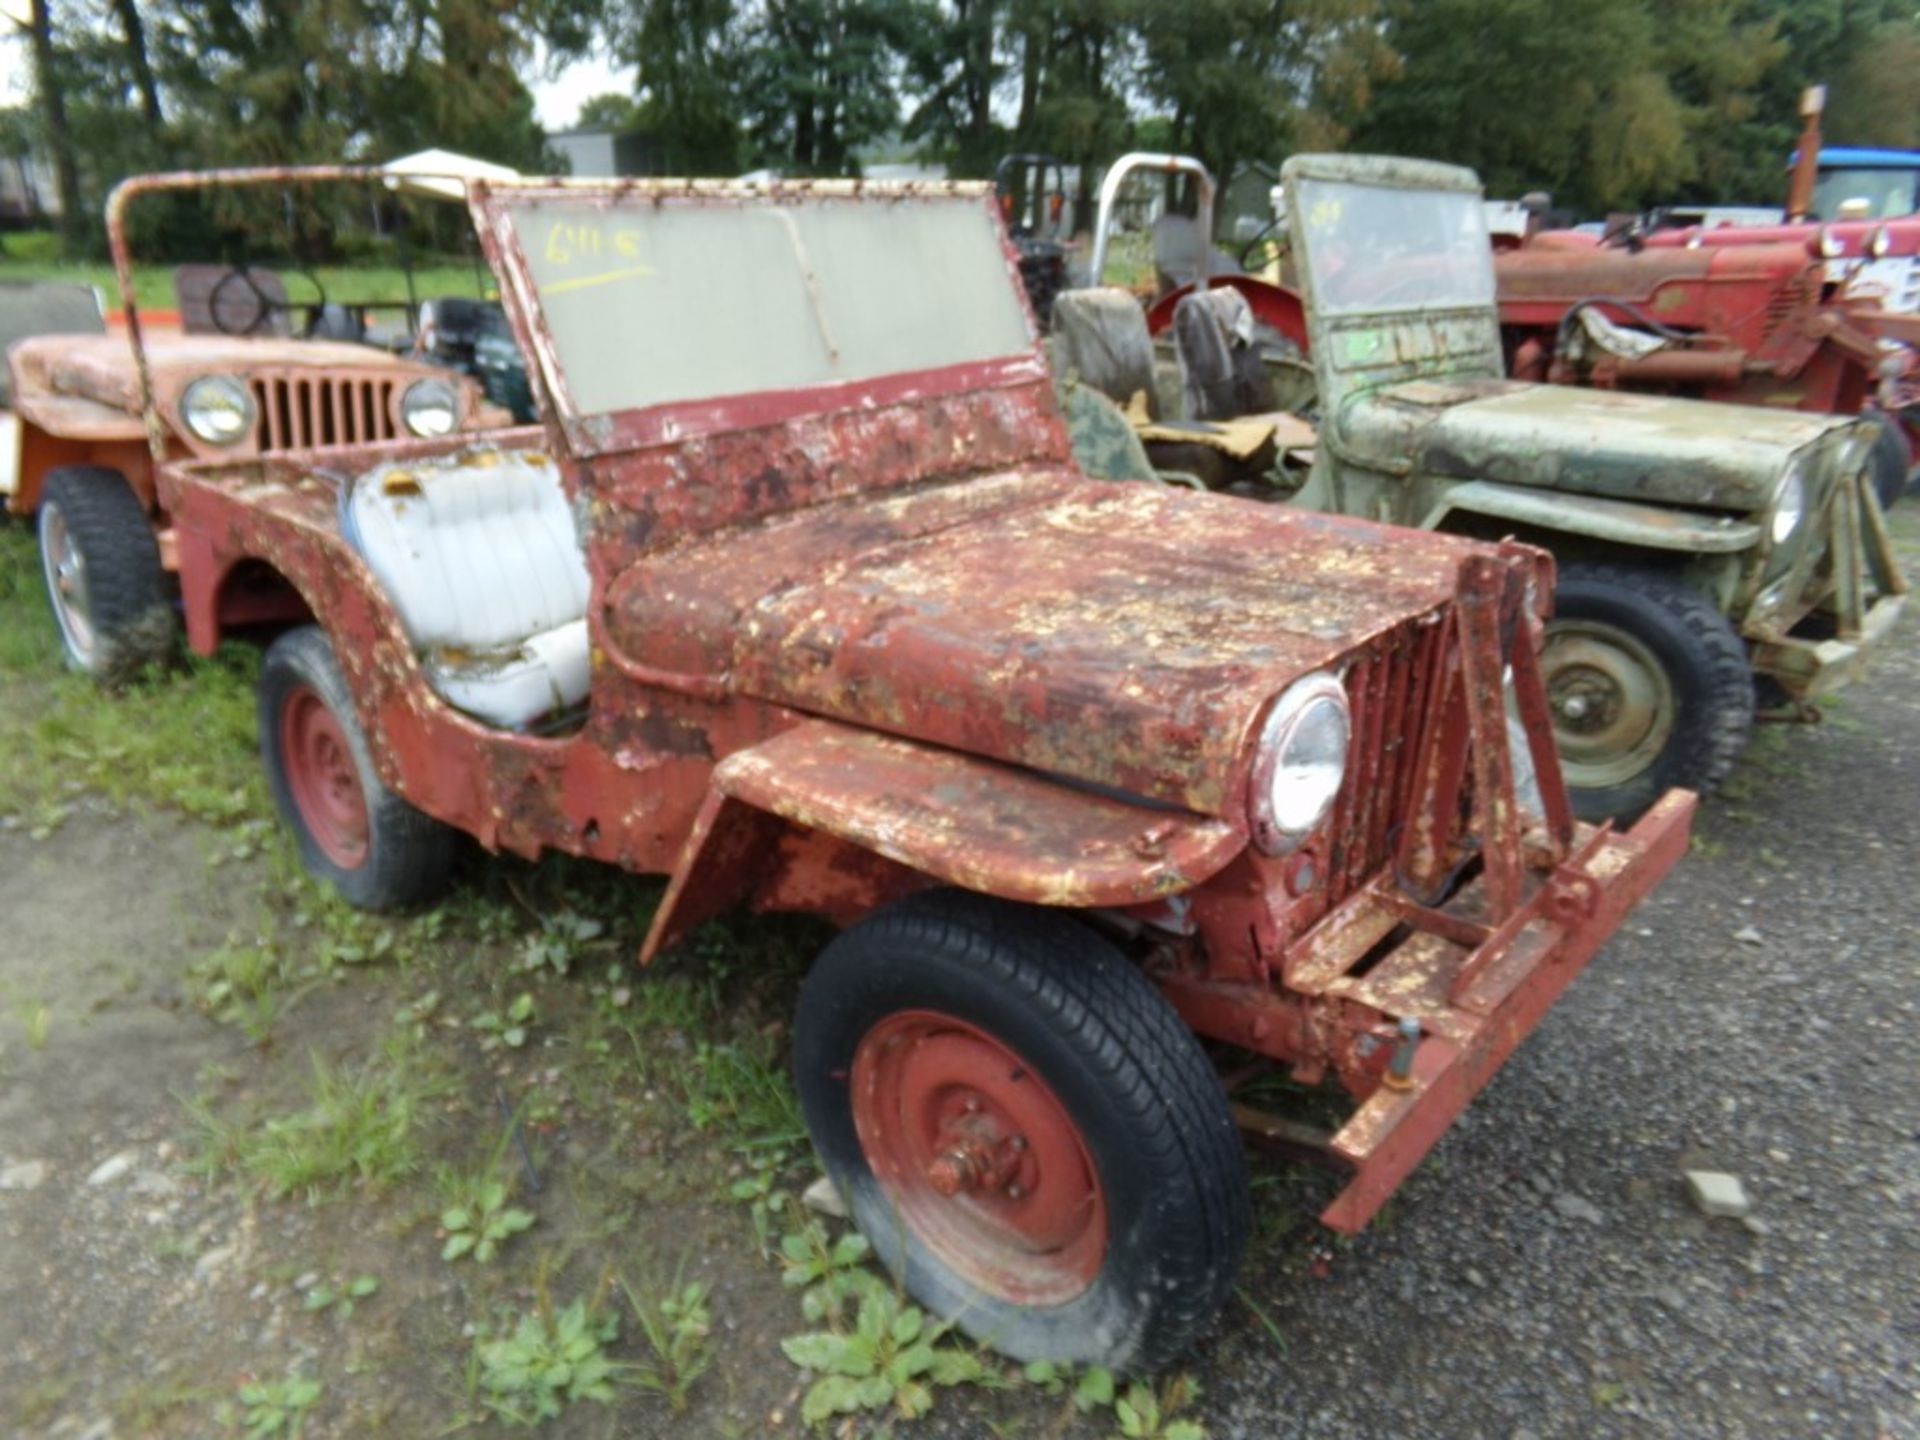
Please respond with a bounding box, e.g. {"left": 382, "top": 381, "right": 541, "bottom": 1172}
{"left": 850, "top": 1010, "right": 1108, "bottom": 1307}
{"left": 280, "top": 685, "right": 370, "bottom": 870}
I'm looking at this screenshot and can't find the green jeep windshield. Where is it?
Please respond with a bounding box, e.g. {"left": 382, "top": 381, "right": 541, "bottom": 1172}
{"left": 502, "top": 192, "right": 1034, "bottom": 418}
{"left": 1295, "top": 177, "right": 1496, "bottom": 317}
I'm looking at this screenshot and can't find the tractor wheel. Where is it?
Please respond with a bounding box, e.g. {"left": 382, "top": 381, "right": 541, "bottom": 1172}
{"left": 36, "top": 466, "right": 174, "bottom": 684}
{"left": 1543, "top": 563, "right": 1754, "bottom": 822}
{"left": 259, "top": 626, "right": 454, "bottom": 910}
{"left": 793, "top": 889, "right": 1249, "bottom": 1371}
{"left": 1863, "top": 408, "right": 1912, "bottom": 512}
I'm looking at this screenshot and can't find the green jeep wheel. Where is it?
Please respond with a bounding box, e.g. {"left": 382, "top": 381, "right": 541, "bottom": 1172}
{"left": 1543, "top": 563, "right": 1754, "bottom": 822}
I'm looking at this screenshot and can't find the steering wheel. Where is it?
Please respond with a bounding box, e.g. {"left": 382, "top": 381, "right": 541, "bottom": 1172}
{"left": 208, "top": 265, "right": 329, "bottom": 335}
{"left": 1237, "top": 218, "right": 1285, "bottom": 275}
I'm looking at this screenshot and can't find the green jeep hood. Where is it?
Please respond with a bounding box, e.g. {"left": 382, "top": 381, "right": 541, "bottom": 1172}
{"left": 1375, "top": 377, "right": 1846, "bottom": 512}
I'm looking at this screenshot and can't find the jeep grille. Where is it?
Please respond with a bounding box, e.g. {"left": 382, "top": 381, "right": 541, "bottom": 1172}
{"left": 250, "top": 374, "right": 399, "bottom": 451}
{"left": 1323, "top": 615, "right": 1451, "bottom": 905}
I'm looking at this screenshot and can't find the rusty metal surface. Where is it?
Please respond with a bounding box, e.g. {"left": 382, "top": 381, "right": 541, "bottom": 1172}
{"left": 1316, "top": 788, "right": 1696, "bottom": 1233}
{"left": 612, "top": 465, "right": 1484, "bottom": 814}
{"left": 713, "top": 719, "right": 1244, "bottom": 906}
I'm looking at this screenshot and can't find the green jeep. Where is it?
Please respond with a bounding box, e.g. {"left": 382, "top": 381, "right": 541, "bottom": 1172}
{"left": 1072, "top": 154, "right": 1907, "bottom": 819}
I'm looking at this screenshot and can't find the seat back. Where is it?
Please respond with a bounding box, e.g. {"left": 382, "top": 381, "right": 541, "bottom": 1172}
{"left": 1172, "top": 288, "right": 1276, "bottom": 421}
{"left": 1051, "top": 287, "right": 1159, "bottom": 419}
{"left": 0, "top": 282, "right": 105, "bottom": 406}
{"left": 345, "top": 451, "right": 589, "bottom": 654}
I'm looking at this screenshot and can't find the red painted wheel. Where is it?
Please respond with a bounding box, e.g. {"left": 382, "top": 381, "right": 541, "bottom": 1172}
{"left": 278, "top": 684, "right": 371, "bottom": 870}
{"left": 851, "top": 1010, "right": 1108, "bottom": 1307}
{"left": 259, "top": 627, "right": 453, "bottom": 910}
{"left": 794, "top": 891, "right": 1249, "bottom": 1370}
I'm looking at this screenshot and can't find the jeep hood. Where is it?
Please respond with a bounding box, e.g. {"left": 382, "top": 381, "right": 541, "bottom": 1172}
{"left": 607, "top": 469, "right": 1489, "bottom": 815}
{"left": 1374, "top": 378, "right": 1845, "bottom": 511}
{"left": 10, "top": 333, "right": 427, "bottom": 416}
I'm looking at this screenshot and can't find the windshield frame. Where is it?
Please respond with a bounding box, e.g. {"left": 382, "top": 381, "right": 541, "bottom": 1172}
{"left": 1292, "top": 174, "right": 1498, "bottom": 320}
{"left": 473, "top": 180, "right": 1046, "bottom": 459}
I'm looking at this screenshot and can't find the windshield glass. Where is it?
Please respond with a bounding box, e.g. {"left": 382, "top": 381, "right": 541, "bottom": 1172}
{"left": 502, "top": 192, "right": 1034, "bottom": 418}
{"left": 1294, "top": 177, "right": 1496, "bottom": 317}
{"left": 1812, "top": 166, "right": 1919, "bottom": 221}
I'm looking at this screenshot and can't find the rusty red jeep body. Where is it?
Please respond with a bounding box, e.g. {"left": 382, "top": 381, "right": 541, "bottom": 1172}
{"left": 133, "top": 169, "right": 1692, "bottom": 1369}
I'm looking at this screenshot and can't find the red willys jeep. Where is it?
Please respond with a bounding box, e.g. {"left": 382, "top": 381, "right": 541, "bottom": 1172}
{"left": 133, "top": 169, "right": 1693, "bottom": 1369}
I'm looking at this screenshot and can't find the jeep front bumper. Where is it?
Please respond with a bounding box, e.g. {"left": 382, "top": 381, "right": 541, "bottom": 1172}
{"left": 1749, "top": 591, "right": 1907, "bottom": 700}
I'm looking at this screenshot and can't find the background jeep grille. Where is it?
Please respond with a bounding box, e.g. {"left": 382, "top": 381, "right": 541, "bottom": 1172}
{"left": 1323, "top": 615, "right": 1450, "bottom": 905}
{"left": 250, "top": 375, "right": 398, "bottom": 451}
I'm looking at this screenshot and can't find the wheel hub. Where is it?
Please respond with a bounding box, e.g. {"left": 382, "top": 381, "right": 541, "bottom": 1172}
{"left": 280, "top": 686, "right": 370, "bottom": 870}
{"left": 1541, "top": 621, "right": 1677, "bottom": 790}
{"left": 39, "top": 506, "right": 96, "bottom": 659}
{"left": 851, "top": 1010, "right": 1107, "bottom": 1307}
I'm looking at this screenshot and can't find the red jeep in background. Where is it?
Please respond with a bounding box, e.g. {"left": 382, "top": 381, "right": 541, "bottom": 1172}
{"left": 127, "top": 168, "right": 1691, "bottom": 1369}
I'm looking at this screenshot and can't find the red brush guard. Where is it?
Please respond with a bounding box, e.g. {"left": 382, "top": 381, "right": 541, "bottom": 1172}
{"left": 1158, "top": 546, "right": 1696, "bottom": 1234}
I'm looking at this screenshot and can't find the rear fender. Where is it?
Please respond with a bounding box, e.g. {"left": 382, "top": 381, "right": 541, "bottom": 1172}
{"left": 639, "top": 720, "right": 1246, "bottom": 962}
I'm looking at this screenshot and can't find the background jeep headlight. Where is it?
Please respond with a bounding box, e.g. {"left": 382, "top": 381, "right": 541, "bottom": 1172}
{"left": 1770, "top": 463, "right": 1806, "bottom": 547}
{"left": 180, "top": 375, "right": 255, "bottom": 446}
{"left": 401, "top": 378, "right": 459, "bottom": 437}
{"left": 1250, "top": 672, "right": 1350, "bottom": 854}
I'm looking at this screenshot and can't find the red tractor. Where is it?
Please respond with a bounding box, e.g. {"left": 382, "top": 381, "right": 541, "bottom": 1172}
{"left": 1493, "top": 85, "right": 1920, "bottom": 509}
{"left": 1494, "top": 228, "right": 1916, "bottom": 510}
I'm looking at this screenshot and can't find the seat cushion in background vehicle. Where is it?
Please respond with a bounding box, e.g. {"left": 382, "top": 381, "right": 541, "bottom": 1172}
{"left": 343, "top": 450, "right": 592, "bottom": 729}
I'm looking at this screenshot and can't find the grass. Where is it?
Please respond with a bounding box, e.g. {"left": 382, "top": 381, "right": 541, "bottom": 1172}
{"left": 187, "top": 1036, "right": 446, "bottom": 1202}
{"left": 1, "top": 228, "right": 492, "bottom": 315}
{"left": 0, "top": 524, "right": 265, "bottom": 831}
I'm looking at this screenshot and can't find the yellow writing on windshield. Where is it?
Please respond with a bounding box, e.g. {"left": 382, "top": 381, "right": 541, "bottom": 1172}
{"left": 540, "top": 221, "right": 654, "bottom": 294}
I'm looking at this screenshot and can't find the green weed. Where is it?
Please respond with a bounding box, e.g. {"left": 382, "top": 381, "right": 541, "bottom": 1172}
{"left": 226, "top": 1373, "right": 322, "bottom": 1438}
{"left": 780, "top": 1284, "right": 988, "bottom": 1427}
{"left": 621, "top": 1267, "right": 715, "bottom": 1412}
{"left": 437, "top": 1172, "right": 536, "bottom": 1263}
{"left": 1111, "top": 1375, "right": 1208, "bottom": 1440}
{"left": 470, "top": 991, "right": 538, "bottom": 1051}
{"left": 470, "top": 1297, "right": 621, "bottom": 1426}
{"left": 300, "top": 1274, "right": 379, "bottom": 1320}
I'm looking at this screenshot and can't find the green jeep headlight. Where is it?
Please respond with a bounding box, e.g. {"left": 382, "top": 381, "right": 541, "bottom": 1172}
{"left": 1769, "top": 463, "right": 1806, "bottom": 547}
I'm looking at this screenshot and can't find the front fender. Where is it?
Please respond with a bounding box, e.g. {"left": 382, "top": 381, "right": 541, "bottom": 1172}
{"left": 639, "top": 720, "right": 1246, "bottom": 962}
{"left": 1423, "top": 479, "right": 1760, "bottom": 554}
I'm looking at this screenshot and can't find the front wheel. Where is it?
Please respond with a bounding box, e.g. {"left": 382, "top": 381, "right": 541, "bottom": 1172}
{"left": 793, "top": 890, "right": 1249, "bottom": 1372}
{"left": 259, "top": 626, "right": 455, "bottom": 910}
{"left": 36, "top": 466, "right": 174, "bottom": 684}
{"left": 1543, "top": 563, "right": 1754, "bottom": 822}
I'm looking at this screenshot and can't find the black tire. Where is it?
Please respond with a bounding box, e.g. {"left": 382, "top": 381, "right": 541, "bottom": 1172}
{"left": 793, "top": 889, "right": 1249, "bottom": 1372}
{"left": 36, "top": 466, "right": 174, "bottom": 684}
{"left": 1545, "top": 563, "right": 1754, "bottom": 822}
{"left": 259, "top": 626, "right": 455, "bottom": 910}
{"left": 1863, "top": 408, "right": 1912, "bottom": 512}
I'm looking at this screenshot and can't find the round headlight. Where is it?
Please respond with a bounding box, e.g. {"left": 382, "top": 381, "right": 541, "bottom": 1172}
{"left": 180, "top": 375, "right": 255, "bottom": 446}
{"left": 1249, "top": 672, "right": 1350, "bottom": 854}
{"left": 1868, "top": 225, "right": 1891, "bottom": 260}
{"left": 1815, "top": 226, "right": 1843, "bottom": 259}
{"left": 1770, "top": 463, "right": 1806, "bottom": 547}
{"left": 401, "top": 378, "right": 460, "bottom": 437}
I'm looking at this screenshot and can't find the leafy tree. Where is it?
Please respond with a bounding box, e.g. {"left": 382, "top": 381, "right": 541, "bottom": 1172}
{"left": 607, "top": 0, "right": 745, "bottom": 170}
{"left": 738, "top": 0, "right": 907, "bottom": 175}
{"left": 574, "top": 92, "right": 643, "bottom": 129}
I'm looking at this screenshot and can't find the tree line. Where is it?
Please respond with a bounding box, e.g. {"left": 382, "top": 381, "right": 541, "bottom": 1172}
{"left": 9, "top": 0, "right": 1917, "bottom": 254}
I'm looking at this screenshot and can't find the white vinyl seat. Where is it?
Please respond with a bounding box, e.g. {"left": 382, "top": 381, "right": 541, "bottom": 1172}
{"left": 344, "top": 451, "right": 592, "bottom": 729}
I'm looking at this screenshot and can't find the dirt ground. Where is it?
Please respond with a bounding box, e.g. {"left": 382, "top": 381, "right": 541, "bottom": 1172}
{"left": 2, "top": 509, "right": 1918, "bottom": 1440}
